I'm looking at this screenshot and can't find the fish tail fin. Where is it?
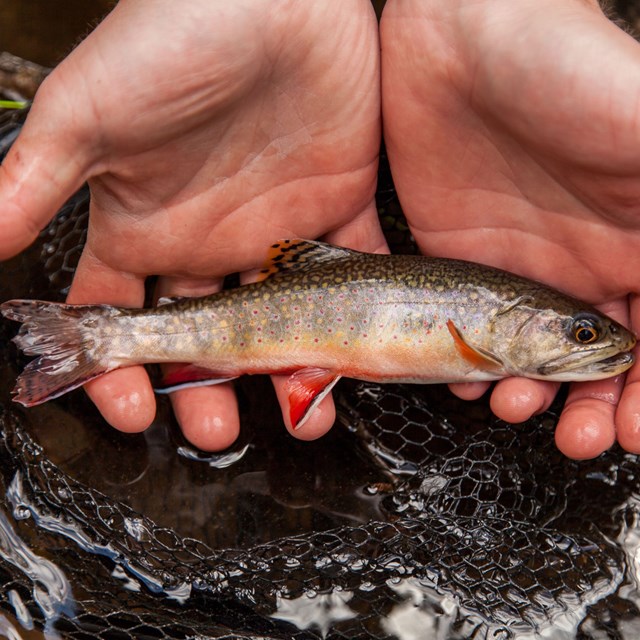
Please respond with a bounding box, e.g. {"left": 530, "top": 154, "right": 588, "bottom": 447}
{"left": 1, "top": 299, "right": 115, "bottom": 406}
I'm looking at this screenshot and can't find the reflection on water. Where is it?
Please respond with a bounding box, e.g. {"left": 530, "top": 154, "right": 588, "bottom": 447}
{"left": 0, "top": 491, "right": 74, "bottom": 639}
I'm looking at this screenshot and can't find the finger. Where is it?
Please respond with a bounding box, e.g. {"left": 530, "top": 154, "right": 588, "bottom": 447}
{"left": 615, "top": 294, "right": 640, "bottom": 453}
{"left": 169, "top": 382, "right": 241, "bottom": 452}
{"left": 490, "top": 378, "right": 560, "bottom": 424}
{"left": 0, "top": 78, "right": 94, "bottom": 259}
{"left": 555, "top": 376, "right": 623, "bottom": 459}
{"left": 156, "top": 275, "right": 242, "bottom": 451}
{"left": 324, "top": 201, "right": 389, "bottom": 254}
{"left": 67, "top": 250, "right": 155, "bottom": 433}
{"left": 272, "top": 373, "right": 337, "bottom": 441}
{"left": 449, "top": 381, "right": 491, "bottom": 401}
{"left": 155, "top": 275, "right": 225, "bottom": 301}
{"left": 557, "top": 299, "right": 631, "bottom": 459}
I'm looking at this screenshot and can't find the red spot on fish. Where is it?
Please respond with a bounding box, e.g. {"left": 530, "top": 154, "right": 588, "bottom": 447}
{"left": 363, "top": 333, "right": 368, "bottom": 338}
{"left": 294, "top": 336, "right": 299, "bottom": 341}
{"left": 314, "top": 338, "right": 319, "bottom": 343}
{"left": 257, "top": 338, "right": 262, "bottom": 343}
{"left": 253, "top": 310, "right": 258, "bottom": 315}
{"left": 240, "top": 342, "right": 245, "bottom": 347}
{"left": 343, "top": 341, "right": 348, "bottom": 345}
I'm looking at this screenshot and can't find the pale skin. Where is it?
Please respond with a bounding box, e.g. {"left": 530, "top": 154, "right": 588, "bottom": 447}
{"left": 1, "top": 0, "right": 639, "bottom": 458}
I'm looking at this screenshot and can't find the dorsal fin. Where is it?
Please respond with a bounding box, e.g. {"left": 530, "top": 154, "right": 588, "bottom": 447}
{"left": 256, "top": 239, "right": 355, "bottom": 281}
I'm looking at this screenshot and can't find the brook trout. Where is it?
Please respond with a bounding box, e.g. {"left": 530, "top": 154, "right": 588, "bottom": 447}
{"left": 1, "top": 240, "right": 636, "bottom": 428}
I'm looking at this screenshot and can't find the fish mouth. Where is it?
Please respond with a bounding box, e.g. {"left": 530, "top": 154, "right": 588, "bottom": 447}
{"left": 537, "top": 348, "right": 635, "bottom": 381}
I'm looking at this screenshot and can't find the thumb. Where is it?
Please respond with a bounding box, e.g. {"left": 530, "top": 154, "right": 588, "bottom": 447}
{"left": 0, "top": 79, "right": 95, "bottom": 260}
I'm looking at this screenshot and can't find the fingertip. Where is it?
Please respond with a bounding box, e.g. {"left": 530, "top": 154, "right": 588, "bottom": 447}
{"left": 615, "top": 389, "right": 640, "bottom": 454}
{"left": 171, "top": 383, "right": 240, "bottom": 451}
{"left": 448, "top": 381, "right": 491, "bottom": 402}
{"left": 272, "top": 375, "right": 336, "bottom": 441}
{"left": 289, "top": 394, "right": 337, "bottom": 441}
{"left": 489, "top": 378, "right": 558, "bottom": 424}
{"left": 554, "top": 400, "right": 616, "bottom": 460}
{"left": 85, "top": 366, "right": 156, "bottom": 433}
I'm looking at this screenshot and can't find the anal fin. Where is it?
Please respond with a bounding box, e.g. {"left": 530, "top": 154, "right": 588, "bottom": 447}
{"left": 284, "top": 367, "right": 341, "bottom": 429}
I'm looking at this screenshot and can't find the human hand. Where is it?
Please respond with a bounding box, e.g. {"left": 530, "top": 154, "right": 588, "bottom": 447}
{"left": 0, "top": 0, "right": 382, "bottom": 450}
{"left": 381, "top": 0, "right": 640, "bottom": 458}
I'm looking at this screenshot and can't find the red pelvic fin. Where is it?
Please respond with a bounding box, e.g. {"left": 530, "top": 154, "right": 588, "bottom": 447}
{"left": 446, "top": 320, "right": 503, "bottom": 370}
{"left": 156, "top": 364, "right": 238, "bottom": 393}
{"left": 285, "top": 367, "right": 341, "bottom": 430}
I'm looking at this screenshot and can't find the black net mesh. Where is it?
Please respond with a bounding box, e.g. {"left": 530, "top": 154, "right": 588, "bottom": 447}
{"left": 3, "top": 23, "right": 640, "bottom": 636}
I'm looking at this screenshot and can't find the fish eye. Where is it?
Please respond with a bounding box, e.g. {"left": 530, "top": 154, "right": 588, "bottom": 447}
{"left": 571, "top": 315, "right": 601, "bottom": 344}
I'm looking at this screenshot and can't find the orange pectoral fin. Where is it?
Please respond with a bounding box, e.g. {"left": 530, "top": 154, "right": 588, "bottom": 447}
{"left": 285, "top": 367, "right": 341, "bottom": 430}
{"left": 446, "top": 320, "right": 503, "bottom": 371}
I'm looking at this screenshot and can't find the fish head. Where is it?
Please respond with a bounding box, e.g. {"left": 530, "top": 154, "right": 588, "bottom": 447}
{"left": 489, "top": 299, "right": 636, "bottom": 382}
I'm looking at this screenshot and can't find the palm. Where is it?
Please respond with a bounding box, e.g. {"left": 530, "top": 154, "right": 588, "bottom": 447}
{"left": 382, "top": 0, "right": 640, "bottom": 458}
{"left": 0, "top": 0, "right": 382, "bottom": 449}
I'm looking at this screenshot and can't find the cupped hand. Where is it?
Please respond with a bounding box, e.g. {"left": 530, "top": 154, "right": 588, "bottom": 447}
{"left": 0, "top": 0, "right": 382, "bottom": 449}
{"left": 381, "top": 0, "right": 640, "bottom": 458}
